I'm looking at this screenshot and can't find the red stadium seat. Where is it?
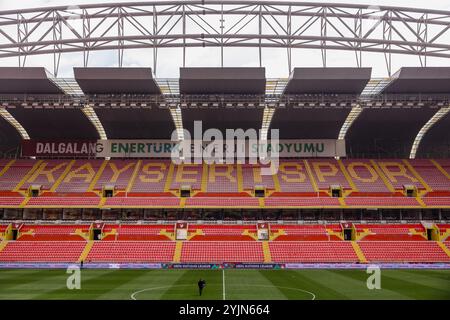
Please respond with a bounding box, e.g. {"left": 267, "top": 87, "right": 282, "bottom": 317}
{"left": 0, "top": 241, "right": 86, "bottom": 262}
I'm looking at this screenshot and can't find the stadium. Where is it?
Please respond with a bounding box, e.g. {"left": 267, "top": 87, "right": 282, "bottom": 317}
{"left": 0, "top": 0, "right": 449, "bottom": 302}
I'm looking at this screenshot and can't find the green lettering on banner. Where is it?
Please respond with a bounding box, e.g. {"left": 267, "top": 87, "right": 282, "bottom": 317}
{"left": 111, "top": 143, "right": 118, "bottom": 153}
{"left": 252, "top": 143, "right": 258, "bottom": 153}
{"left": 138, "top": 143, "right": 145, "bottom": 153}
{"left": 316, "top": 143, "right": 324, "bottom": 153}
{"left": 119, "top": 143, "right": 129, "bottom": 153}
{"left": 294, "top": 143, "right": 301, "bottom": 152}
{"left": 154, "top": 143, "right": 162, "bottom": 153}
{"left": 304, "top": 143, "right": 315, "bottom": 153}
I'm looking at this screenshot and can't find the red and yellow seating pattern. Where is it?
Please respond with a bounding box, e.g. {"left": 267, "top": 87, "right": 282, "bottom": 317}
{"left": 0, "top": 158, "right": 448, "bottom": 208}
{"left": 0, "top": 223, "right": 450, "bottom": 263}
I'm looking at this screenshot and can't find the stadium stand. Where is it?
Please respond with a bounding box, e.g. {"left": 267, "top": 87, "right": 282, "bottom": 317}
{"left": 188, "top": 224, "right": 256, "bottom": 241}
{"left": 0, "top": 65, "right": 449, "bottom": 267}
{"left": 358, "top": 241, "right": 450, "bottom": 262}
{"left": 355, "top": 224, "right": 426, "bottom": 241}
{"left": 0, "top": 222, "right": 449, "bottom": 263}
{"left": 180, "top": 241, "right": 264, "bottom": 263}
{"left": 0, "top": 159, "right": 448, "bottom": 208}
{"left": 269, "top": 241, "right": 359, "bottom": 263}
{"left": 0, "top": 241, "right": 86, "bottom": 262}
{"left": 17, "top": 224, "right": 89, "bottom": 241}
{"left": 86, "top": 241, "right": 176, "bottom": 263}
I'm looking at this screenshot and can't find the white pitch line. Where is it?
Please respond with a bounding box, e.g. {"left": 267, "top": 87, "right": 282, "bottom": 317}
{"left": 222, "top": 268, "right": 226, "bottom": 300}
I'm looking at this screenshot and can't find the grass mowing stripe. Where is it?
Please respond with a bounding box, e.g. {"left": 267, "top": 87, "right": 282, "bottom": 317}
{"left": 320, "top": 269, "right": 411, "bottom": 300}
{"left": 0, "top": 269, "right": 76, "bottom": 299}
{"left": 378, "top": 271, "right": 450, "bottom": 300}
{"left": 400, "top": 269, "right": 450, "bottom": 282}
{"left": 0, "top": 269, "right": 449, "bottom": 300}
{"left": 127, "top": 270, "right": 188, "bottom": 300}
{"left": 160, "top": 270, "right": 222, "bottom": 300}
{"left": 384, "top": 269, "right": 450, "bottom": 291}
{"left": 289, "top": 270, "right": 351, "bottom": 300}
{"left": 1, "top": 270, "right": 82, "bottom": 299}
{"left": 35, "top": 269, "right": 148, "bottom": 300}
{"left": 225, "top": 270, "right": 288, "bottom": 300}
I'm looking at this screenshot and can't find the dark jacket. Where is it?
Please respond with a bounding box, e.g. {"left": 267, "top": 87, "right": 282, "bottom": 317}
{"left": 198, "top": 280, "right": 206, "bottom": 288}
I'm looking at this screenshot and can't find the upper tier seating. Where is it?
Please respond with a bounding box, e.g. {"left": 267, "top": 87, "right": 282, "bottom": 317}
{"left": 358, "top": 241, "right": 450, "bottom": 262}
{"left": 185, "top": 197, "right": 259, "bottom": 207}
{"left": 104, "top": 197, "right": 180, "bottom": 207}
{"left": 340, "top": 160, "right": 392, "bottom": 192}
{"left": 55, "top": 160, "right": 104, "bottom": 193}
{"left": 0, "top": 241, "right": 86, "bottom": 262}
{"left": 181, "top": 241, "right": 264, "bottom": 263}
{"left": 269, "top": 241, "right": 358, "bottom": 262}
{"left": 0, "top": 159, "right": 449, "bottom": 208}
{"left": 410, "top": 159, "right": 450, "bottom": 191}
{"left": 26, "top": 196, "right": 100, "bottom": 207}
{"left": 308, "top": 159, "right": 352, "bottom": 190}
{"left": 422, "top": 198, "right": 450, "bottom": 207}
{"left": 0, "top": 160, "right": 36, "bottom": 191}
{"left": 86, "top": 241, "right": 176, "bottom": 262}
{"left": 0, "top": 197, "right": 24, "bottom": 207}
{"left": 264, "top": 197, "right": 340, "bottom": 207}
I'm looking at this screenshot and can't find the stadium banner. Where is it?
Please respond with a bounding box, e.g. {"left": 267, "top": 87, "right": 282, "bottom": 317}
{"left": 21, "top": 139, "right": 100, "bottom": 157}
{"left": 165, "top": 264, "right": 222, "bottom": 269}
{"left": 230, "top": 263, "right": 285, "bottom": 269}
{"left": 95, "top": 139, "right": 346, "bottom": 158}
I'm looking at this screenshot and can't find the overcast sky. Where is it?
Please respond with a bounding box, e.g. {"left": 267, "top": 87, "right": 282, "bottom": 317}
{"left": 0, "top": 0, "right": 449, "bottom": 78}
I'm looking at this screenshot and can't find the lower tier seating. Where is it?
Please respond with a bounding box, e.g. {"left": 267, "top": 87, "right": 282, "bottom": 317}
{"left": 26, "top": 197, "right": 100, "bottom": 207}
{"left": 269, "top": 241, "right": 358, "bottom": 262}
{"left": 180, "top": 241, "right": 264, "bottom": 263}
{"left": 0, "top": 241, "right": 86, "bottom": 262}
{"left": 358, "top": 241, "right": 450, "bottom": 262}
{"left": 86, "top": 241, "right": 176, "bottom": 262}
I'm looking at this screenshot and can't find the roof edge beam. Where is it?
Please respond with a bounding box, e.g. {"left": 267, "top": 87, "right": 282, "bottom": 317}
{"left": 0, "top": 106, "right": 30, "bottom": 140}
{"left": 409, "top": 105, "right": 450, "bottom": 159}
{"left": 82, "top": 104, "right": 107, "bottom": 140}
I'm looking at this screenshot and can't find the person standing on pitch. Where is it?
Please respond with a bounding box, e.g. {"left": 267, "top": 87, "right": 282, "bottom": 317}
{"left": 198, "top": 279, "right": 206, "bottom": 296}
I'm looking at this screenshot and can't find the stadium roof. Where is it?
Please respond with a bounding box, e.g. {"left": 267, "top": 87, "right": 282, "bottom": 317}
{"left": 96, "top": 107, "right": 175, "bottom": 139}
{"left": 345, "top": 107, "right": 438, "bottom": 158}
{"left": 8, "top": 107, "right": 99, "bottom": 140}
{"left": 0, "top": 116, "right": 21, "bottom": 153}
{"left": 270, "top": 107, "right": 350, "bottom": 140}
{"left": 74, "top": 67, "right": 161, "bottom": 94}
{"left": 179, "top": 68, "right": 266, "bottom": 94}
{"left": 182, "top": 107, "right": 264, "bottom": 137}
{"left": 383, "top": 67, "right": 450, "bottom": 94}
{"left": 284, "top": 68, "right": 372, "bottom": 94}
{"left": 0, "top": 67, "right": 63, "bottom": 94}
{"left": 418, "top": 111, "right": 450, "bottom": 156}
{"left": 0, "top": 66, "right": 449, "bottom": 157}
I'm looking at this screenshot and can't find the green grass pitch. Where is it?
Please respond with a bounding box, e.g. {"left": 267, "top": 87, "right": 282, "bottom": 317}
{"left": 0, "top": 269, "right": 449, "bottom": 300}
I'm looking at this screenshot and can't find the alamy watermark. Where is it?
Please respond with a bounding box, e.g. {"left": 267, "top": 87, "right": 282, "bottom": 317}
{"left": 170, "top": 121, "right": 279, "bottom": 175}
{"left": 366, "top": 265, "right": 381, "bottom": 290}
{"left": 66, "top": 265, "right": 81, "bottom": 290}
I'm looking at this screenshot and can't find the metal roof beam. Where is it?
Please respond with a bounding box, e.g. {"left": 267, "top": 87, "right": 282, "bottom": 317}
{"left": 409, "top": 105, "right": 450, "bottom": 159}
